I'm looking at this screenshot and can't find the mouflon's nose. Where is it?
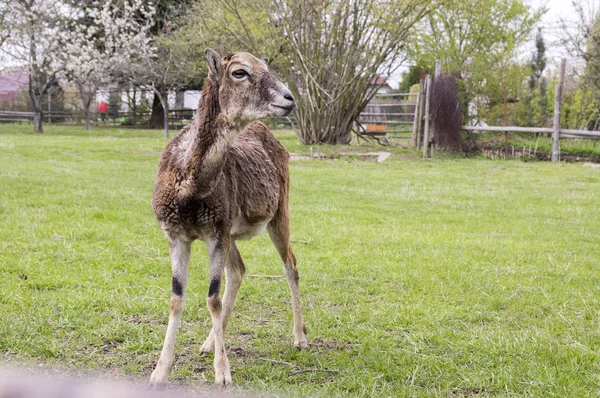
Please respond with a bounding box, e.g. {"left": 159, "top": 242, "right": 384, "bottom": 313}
{"left": 284, "top": 92, "right": 295, "bottom": 103}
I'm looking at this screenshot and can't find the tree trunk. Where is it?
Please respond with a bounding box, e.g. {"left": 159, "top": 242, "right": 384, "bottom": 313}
{"left": 85, "top": 109, "right": 91, "bottom": 131}
{"left": 128, "top": 87, "right": 138, "bottom": 122}
{"left": 295, "top": 111, "right": 353, "bottom": 145}
{"left": 34, "top": 109, "right": 43, "bottom": 133}
{"left": 79, "top": 83, "right": 94, "bottom": 131}
{"left": 152, "top": 88, "right": 169, "bottom": 139}
{"left": 150, "top": 92, "right": 165, "bottom": 129}
{"left": 160, "top": 97, "right": 169, "bottom": 139}
{"left": 31, "top": 97, "right": 43, "bottom": 133}
{"left": 163, "top": 106, "right": 169, "bottom": 139}
{"left": 29, "top": 87, "right": 43, "bottom": 133}
{"left": 334, "top": 126, "right": 352, "bottom": 145}
{"left": 84, "top": 96, "right": 93, "bottom": 131}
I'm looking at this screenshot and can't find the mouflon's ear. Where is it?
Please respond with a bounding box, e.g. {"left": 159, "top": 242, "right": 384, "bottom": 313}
{"left": 261, "top": 57, "right": 270, "bottom": 66}
{"left": 205, "top": 48, "right": 223, "bottom": 81}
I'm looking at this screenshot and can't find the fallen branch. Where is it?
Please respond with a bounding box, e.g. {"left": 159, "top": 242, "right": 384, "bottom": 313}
{"left": 255, "top": 357, "right": 342, "bottom": 377}
{"left": 256, "top": 357, "right": 296, "bottom": 367}
{"left": 291, "top": 240, "right": 317, "bottom": 247}
{"left": 288, "top": 369, "right": 342, "bottom": 376}
{"left": 246, "top": 275, "right": 283, "bottom": 279}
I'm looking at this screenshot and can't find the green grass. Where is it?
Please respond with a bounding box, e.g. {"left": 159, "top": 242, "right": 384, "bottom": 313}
{"left": 1, "top": 124, "right": 600, "bottom": 396}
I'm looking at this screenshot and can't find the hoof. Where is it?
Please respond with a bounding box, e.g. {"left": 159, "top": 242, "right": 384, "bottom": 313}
{"left": 215, "top": 373, "right": 233, "bottom": 389}
{"left": 149, "top": 362, "right": 172, "bottom": 387}
{"left": 294, "top": 339, "right": 309, "bottom": 349}
{"left": 200, "top": 333, "right": 215, "bottom": 353}
{"left": 148, "top": 373, "right": 168, "bottom": 388}
{"left": 200, "top": 341, "right": 214, "bottom": 354}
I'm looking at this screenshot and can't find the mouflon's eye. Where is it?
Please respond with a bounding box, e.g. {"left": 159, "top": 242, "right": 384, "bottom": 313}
{"left": 232, "top": 69, "right": 248, "bottom": 79}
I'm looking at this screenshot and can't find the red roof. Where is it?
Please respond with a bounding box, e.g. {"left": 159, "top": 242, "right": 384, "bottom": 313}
{"left": 370, "top": 75, "right": 388, "bottom": 86}
{"left": 0, "top": 67, "right": 28, "bottom": 99}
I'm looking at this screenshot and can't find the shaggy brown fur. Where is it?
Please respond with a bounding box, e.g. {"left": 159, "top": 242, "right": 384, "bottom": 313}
{"left": 148, "top": 49, "right": 307, "bottom": 388}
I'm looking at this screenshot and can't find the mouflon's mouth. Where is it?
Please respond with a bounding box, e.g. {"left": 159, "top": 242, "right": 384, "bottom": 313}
{"left": 270, "top": 104, "right": 295, "bottom": 112}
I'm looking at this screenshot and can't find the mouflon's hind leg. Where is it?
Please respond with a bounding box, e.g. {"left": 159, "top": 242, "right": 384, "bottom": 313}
{"left": 200, "top": 242, "right": 246, "bottom": 354}
{"left": 267, "top": 215, "right": 308, "bottom": 349}
{"left": 205, "top": 237, "right": 234, "bottom": 387}
{"left": 149, "top": 238, "right": 191, "bottom": 386}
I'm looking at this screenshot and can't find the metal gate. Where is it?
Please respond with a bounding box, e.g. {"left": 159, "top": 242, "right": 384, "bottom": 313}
{"left": 359, "top": 92, "right": 419, "bottom": 141}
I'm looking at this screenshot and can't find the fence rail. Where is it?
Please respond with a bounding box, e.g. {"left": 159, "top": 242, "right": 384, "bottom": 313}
{"left": 0, "top": 109, "right": 296, "bottom": 131}
{"left": 462, "top": 125, "right": 600, "bottom": 138}
{"left": 357, "top": 91, "right": 419, "bottom": 142}
{"left": 0, "top": 88, "right": 418, "bottom": 141}
{"left": 0, "top": 109, "right": 197, "bottom": 126}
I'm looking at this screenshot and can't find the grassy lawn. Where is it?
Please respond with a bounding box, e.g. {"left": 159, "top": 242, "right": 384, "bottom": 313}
{"left": 1, "top": 124, "right": 599, "bottom": 397}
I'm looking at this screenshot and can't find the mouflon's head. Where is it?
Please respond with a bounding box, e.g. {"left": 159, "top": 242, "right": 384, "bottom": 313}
{"left": 205, "top": 48, "right": 296, "bottom": 126}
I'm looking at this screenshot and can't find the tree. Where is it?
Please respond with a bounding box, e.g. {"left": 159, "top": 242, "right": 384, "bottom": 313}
{"left": 287, "top": 0, "right": 436, "bottom": 143}
{"left": 62, "top": 0, "right": 156, "bottom": 131}
{"left": 530, "top": 28, "right": 547, "bottom": 90}
{"left": 146, "top": 0, "right": 196, "bottom": 129}
{"left": 181, "top": 0, "right": 436, "bottom": 144}
{"left": 0, "top": 0, "right": 75, "bottom": 133}
{"left": 399, "top": 66, "right": 425, "bottom": 93}
{"left": 406, "top": 0, "right": 544, "bottom": 124}
{"left": 0, "top": 3, "right": 10, "bottom": 48}
{"left": 558, "top": 1, "right": 600, "bottom": 129}
{"left": 114, "top": 33, "right": 191, "bottom": 138}
{"left": 562, "top": 87, "right": 600, "bottom": 130}
{"left": 513, "top": 28, "right": 550, "bottom": 128}
{"left": 166, "top": 0, "right": 283, "bottom": 94}
{"left": 584, "top": 16, "right": 600, "bottom": 90}
{"left": 559, "top": 0, "right": 600, "bottom": 73}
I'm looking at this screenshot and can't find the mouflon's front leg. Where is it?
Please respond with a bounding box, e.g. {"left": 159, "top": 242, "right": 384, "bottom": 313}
{"left": 149, "top": 239, "right": 191, "bottom": 386}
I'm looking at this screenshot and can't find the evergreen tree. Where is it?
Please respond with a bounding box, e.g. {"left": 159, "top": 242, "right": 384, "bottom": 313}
{"left": 108, "top": 92, "right": 121, "bottom": 121}
{"left": 399, "top": 66, "right": 423, "bottom": 93}
{"left": 531, "top": 29, "right": 548, "bottom": 125}
{"left": 529, "top": 28, "right": 547, "bottom": 90}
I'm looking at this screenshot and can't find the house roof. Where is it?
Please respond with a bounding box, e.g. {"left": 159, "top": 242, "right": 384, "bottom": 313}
{"left": 0, "top": 67, "right": 28, "bottom": 94}
{"left": 370, "top": 75, "right": 388, "bottom": 86}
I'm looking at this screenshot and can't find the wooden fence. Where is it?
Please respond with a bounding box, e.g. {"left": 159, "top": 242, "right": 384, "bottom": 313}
{"left": 0, "top": 93, "right": 419, "bottom": 141}
{"left": 414, "top": 59, "right": 600, "bottom": 162}
{"left": 0, "top": 109, "right": 196, "bottom": 127}
{"left": 0, "top": 108, "right": 293, "bottom": 130}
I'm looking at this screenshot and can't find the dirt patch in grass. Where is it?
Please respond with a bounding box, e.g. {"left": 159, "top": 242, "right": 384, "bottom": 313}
{"left": 309, "top": 338, "right": 360, "bottom": 352}
{"left": 127, "top": 315, "right": 165, "bottom": 327}
{"left": 448, "top": 387, "right": 487, "bottom": 396}
{"left": 290, "top": 151, "right": 392, "bottom": 162}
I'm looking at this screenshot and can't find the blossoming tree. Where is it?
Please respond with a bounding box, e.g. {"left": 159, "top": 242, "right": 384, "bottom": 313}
{"left": 62, "top": 0, "right": 156, "bottom": 131}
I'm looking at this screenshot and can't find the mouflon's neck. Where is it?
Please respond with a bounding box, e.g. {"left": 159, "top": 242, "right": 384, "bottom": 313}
{"left": 185, "top": 79, "right": 240, "bottom": 197}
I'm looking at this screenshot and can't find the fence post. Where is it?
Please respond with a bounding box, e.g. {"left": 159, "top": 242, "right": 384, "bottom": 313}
{"left": 503, "top": 84, "right": 508, "bottom": 154}
{"left": 411, "top": 83, "right": 422, "bottom": 148}
{"left": 435, "top": 60, "right": 441, "bottom": 79}
{"left": 431, "top": 60, "right": 441, "bottom": 150}
{"left": 416, "top": 79, "right": 426, "bottom": 150}
{"left": 422, "top": 74, "right": 432, "bottom": 158}
{"left": 552, "top": 58, "right": 567, "bottom": 163}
